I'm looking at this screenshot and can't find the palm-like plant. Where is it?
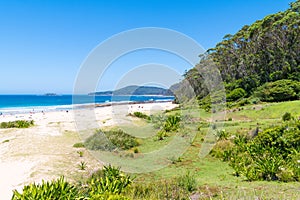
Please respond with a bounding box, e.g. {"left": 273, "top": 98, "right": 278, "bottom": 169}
{"left": 88, "top": 165, "right": 133, "bottom": 195}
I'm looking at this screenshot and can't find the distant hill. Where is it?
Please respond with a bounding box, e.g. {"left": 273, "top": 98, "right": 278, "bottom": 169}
{"left": 89, "top": 85, "right": 174, "bottom": 96}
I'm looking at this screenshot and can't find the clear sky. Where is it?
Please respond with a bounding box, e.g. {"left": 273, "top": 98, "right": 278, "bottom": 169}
{"left": 0, "top": 0, "right": 292, "bottom": 94}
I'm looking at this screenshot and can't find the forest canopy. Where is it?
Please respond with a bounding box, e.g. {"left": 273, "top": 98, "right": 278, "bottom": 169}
{"left": 174, "top": 0, "right": 300, "bottom": 104}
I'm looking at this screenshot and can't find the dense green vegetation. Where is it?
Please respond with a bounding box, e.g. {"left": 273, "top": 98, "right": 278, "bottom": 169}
{"left": 254, "top": 79, "right": 300, "bottom": 102}
{"left": 84, "top": 129, "right": 139, "bottom": 151}
{"left": 0, "top": 120, "right": 34, "bottom": 128}
{"left": 12, "top": 177, "right": 80, "bottom": 200}
{"left": 12, "top": 165, "right": 133, "bottom": 200}
{"left": 174, "top": 1, "right": 300, "bottom": 106}
{"left": 211, "top": 117, "right": 300, "bottom": 182}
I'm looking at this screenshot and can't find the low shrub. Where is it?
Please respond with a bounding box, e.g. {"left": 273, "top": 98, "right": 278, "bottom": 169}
{"left": 131, "top": 112, "right": 150, "bottom": 120}
{"left": 225, "top": 120, "right": 300, "bottom": 181}
{"left": 177, "top": 171, "right": 197, "bottom": 192}
{"left": 133, "top": 147, "right": 139, "bottom": 153}
{"left": 210, "top": 140, "right": 234, "bottom": 159}
{"left": 84, "top": 129, "right": 139, "bottom": 151}
{"left": 156, "top": 130, "right": 168, "bottom": 140}
{"left": 215, "top": 129, "right": 230, "bottom": 141}
{"left": 12, "top": 166, "right": 133, "bottom": 199}
{"left": 163, "top": 114, "right": 181, "bottom": 132}
{"left": 254, "top": 79, "right": 300, "bottom": 102}
{"left": 0, "top": 120, "right": 34, "bottom": 128}
{"left": 226, "top": 88, "right": 247, "bottom": 101}
{"left": 282, "top": 112, "right": 292, "bottom": 121}
{"left": 87, "top": 165, "right": 133, "bottom": 196}
{"left": 12, "top": 177, "right": 80, "bottom": 200}
{"left": 73, "top": 142, "right": 85, "bottom": 148}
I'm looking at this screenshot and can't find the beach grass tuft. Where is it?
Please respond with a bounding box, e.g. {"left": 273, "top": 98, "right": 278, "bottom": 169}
{"left": 0, "top": 120, "right": 34, "bottom": 128}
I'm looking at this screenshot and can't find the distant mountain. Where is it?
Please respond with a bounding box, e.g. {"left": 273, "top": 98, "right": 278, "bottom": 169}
{"left": 89, "top": 85, "right": 174, "bottom": 96}
{"left": 44, "top": 93, "right": 58, "bottom": 96}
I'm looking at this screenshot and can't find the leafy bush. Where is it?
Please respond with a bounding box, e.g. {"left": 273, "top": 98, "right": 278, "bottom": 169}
{"left": 226, "top": 88, "right": 247, "bottom": 101}
{"left": 210, "top": 140, "right": 234, "bottom": 159}
{"left": 177, "top": 171, "right": 197, "bottom": 192}
{"left": 133, "top": 147, "right": 139, "bottom": 153}
{"left": 225, "top": 120, "right": 300, "bottom": 181}
{"left": 12, "top": 166, "right": 133, "bottom": 199}
{"left": 215, "top": 129, "right": 230, "bottom": 141}
{"left": 87, "top": 165, "right": 133, "bottom": 196}
{"left": 156, "top": 130, "right": 168, "bottom": 140}
{"left": 85, "top": 129, "right": 139, "bottom": 151}
{"left": 163, "top": 114, "right": 181, "bottom": 132}
{"left": 0, "top": 120, "right": 34, "bottom": 128}
{"left": 12, "top": 177, "right": 80, "bottom": 200}
{"left": 282, "top": 112, "right": 292, "bottom": 121}
{"left": 131, "top": 112, "right": 150, "bottom": 120}
{"left": 73, "top": 142, "right": 85, "bottom": 148}
{"left": 254, "top": 79, "right": 300, "bottom": 102}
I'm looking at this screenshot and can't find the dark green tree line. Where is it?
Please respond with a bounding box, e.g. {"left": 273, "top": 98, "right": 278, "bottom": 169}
{"left": 176, "top": 1, "right": 300, "bottom": 102}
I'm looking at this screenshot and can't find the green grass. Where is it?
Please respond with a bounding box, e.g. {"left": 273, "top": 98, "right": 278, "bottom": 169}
{"left": 122, "top": 100, "right": 300, "bottom": 199}
{"left": 227, "top": 101, "right": 300, "bottom": 121}
{"left": 13, "top": 100, "right": 300, "bottom": 199}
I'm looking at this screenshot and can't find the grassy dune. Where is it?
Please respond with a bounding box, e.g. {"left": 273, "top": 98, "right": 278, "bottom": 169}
{"left": 121, "top": 100, "right": 300, "bottom": 199}
{"left": 13, "top": 101, "right": 300, "bottom": 199}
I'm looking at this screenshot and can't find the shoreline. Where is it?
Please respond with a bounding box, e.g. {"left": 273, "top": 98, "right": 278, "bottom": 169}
{"left": 0, "top": 101, "right": 177, "bottom": 125}
{"left": 0, "top": 100, "right": 175, "bottom": 115}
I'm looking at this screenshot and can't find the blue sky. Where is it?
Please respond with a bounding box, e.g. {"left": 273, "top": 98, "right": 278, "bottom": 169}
{"left": 0, "top": 0, "right": 292, "bottom": 94}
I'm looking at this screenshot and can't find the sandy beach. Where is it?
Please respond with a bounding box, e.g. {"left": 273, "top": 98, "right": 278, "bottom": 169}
{"left": 0, "top": 101, "right": 177, "bottom": 199}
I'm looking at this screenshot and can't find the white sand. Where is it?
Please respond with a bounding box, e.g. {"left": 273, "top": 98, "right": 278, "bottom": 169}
{"left": 0, "top": 102, "right": 177, "bottom": 199}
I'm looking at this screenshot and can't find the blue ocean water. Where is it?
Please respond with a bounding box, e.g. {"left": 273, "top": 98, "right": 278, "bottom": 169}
{"left": 0, "top": 95, "right": 174, "bottom": 113}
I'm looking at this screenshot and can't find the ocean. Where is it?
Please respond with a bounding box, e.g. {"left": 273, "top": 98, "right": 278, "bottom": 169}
{"left": 0, "top": 95, "right": 174, "bottom": 114}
